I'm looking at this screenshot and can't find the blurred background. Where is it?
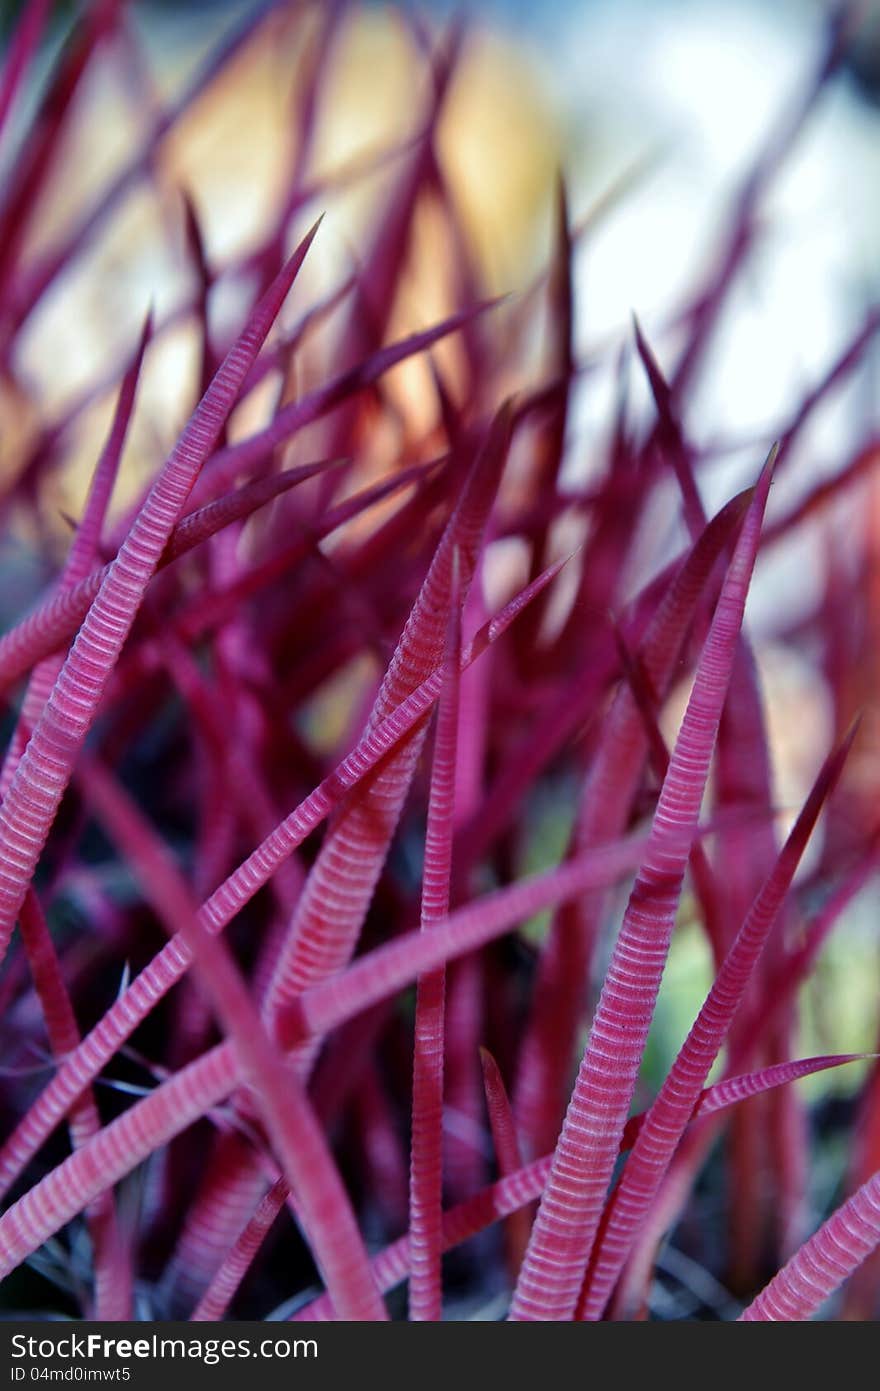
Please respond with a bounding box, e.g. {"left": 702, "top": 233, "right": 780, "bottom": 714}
{"left": 3, "top": 0, "right": 880, "bottom": 1318}
{"left": 4, "top": 0, "right": 880, "bottom": 544}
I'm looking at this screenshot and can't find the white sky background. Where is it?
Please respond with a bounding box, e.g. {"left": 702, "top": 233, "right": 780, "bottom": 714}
{"left": 501, "top": 0, "right": 880, "bottom": 631}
